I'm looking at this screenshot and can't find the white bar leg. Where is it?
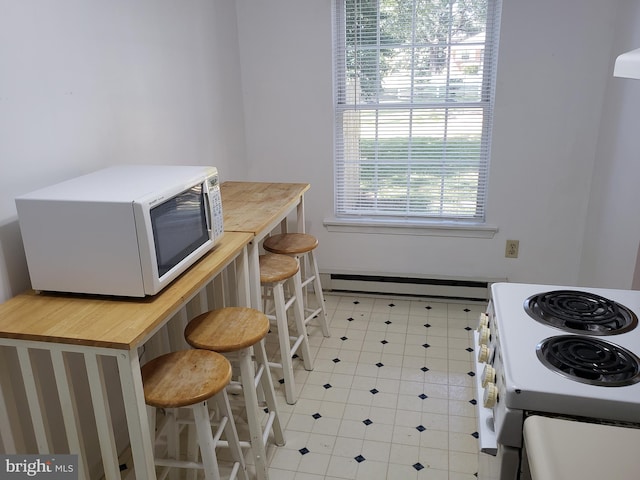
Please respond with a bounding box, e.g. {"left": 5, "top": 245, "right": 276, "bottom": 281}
{"left": 296, "top": 196, "right": 305, "bottom": 233}
{"left": 0, "top": 347, "right": 19, "bottom": 453}
{"left": 235, "top": 246, "right": 251, "bottom": 308}
{"left": 116, "top": 351, "right": 157, "bottom": 480}
{"left": 247, "top": 241, "right": 262, "bottom": 311}
{"left": 50, "top": 350, "right": 89, "bottom": 479}
{"left": 85, "top": 354, "right": 120, "bottom": 479}
{"left": 167, "top": 309, "right": 189, "bottom": 351}
{"left": 221, "top": 266, "right": 233, "bottom": 307}
{"left": 145, "top": 328, "right": 172, "bottom": 364}
{"left": 209, "top": 274, "right": 226, "bottom": 309}
{"left": 198, "top": 289, "right": 209, "bottom": 317}
{"left": 16, "top": 347, "right": 51, "bottom": 453}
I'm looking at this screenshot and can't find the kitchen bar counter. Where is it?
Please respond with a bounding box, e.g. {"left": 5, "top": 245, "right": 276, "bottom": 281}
{"left": 0, "top": 231, "right": 252, "bottom": 479}
{"left": 0, "top": 181, "right": 312, "bottom": 480}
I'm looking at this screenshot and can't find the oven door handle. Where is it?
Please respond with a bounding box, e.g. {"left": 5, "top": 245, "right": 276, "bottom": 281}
{"left": 474, "top": 331, "right": 498, "bottom": 456}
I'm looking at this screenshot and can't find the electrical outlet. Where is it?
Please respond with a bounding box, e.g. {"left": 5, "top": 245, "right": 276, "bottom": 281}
{"left": 505, "top": 240, "right": 519, "bottom": 258}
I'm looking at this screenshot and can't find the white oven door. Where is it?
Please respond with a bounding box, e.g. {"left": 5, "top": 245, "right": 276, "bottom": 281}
{"left": 523, "top": 416, "right": 640, "bottom": 480}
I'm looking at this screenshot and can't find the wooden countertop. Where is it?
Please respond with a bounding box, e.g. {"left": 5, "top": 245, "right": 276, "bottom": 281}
{"left": 0, "top": 231, "right": 252, "bottom": 350}
{"left": 221, "top": 181, "right": 310, "bottom": 234}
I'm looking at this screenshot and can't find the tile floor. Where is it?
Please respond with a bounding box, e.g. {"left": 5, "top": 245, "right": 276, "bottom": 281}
{"left": 257, "top": 292, "right": 487, "bottom": 480}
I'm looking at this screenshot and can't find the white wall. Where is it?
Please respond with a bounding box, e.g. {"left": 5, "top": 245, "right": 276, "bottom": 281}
{"left": 579, "top": 0, "right": 640, "bottom": 289}
{"left": 237, "top": 0, "right": 619, "bottom": 287}
{"left": 0, "top": 0, "right": 248, "bottom": 303}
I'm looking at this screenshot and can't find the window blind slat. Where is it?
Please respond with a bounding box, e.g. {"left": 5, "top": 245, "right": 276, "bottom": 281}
{"left": 334, "top": 0, "right": 501, "bottom": 221}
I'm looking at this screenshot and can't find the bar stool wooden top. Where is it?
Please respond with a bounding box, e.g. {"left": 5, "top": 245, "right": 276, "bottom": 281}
{"left": 259, "top": 253, "right": 299, "bottom": 283}
{"left": 141, "top": 349, "right": 232, "bottom": 409}
{"left": 185, "top": 307, "right": 270, "bottom": 352}
{"left": 263, "top": 233, "right": 318, "bottom": 255}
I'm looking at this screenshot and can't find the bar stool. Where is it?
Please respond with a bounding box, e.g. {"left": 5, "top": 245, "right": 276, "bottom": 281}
{"left": 262, "top": 233, "right": 330, "bottom": 338}
{"left": 141, "top": 349, "right": 248, "bottom": 480}
{"left": 185, "top": 307, "right": 286, "bottom": 480}
{"left": 259, "top": 253, "right": 313, "bottom": 404}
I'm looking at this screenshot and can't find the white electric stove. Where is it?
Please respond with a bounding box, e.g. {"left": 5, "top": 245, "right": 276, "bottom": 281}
{"left": 475, "top": 283, "right": 640, "bottom": 480}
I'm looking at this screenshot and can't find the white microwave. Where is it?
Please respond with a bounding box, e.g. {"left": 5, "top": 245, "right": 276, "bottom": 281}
{"left": 16, "top": 165, "right": 224, "bottom": 297}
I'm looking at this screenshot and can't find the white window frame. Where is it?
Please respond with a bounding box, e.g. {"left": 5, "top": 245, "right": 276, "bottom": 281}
{"left": 330, "top": 0, "right": 501, "bottom": 236}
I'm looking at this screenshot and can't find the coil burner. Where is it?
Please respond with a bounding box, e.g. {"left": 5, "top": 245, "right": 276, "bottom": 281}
{"left": 524, "top": 290, "right": 638, "bottom": 335}
{"left": 536, "top": 335, "right": 640, "bottom": 386}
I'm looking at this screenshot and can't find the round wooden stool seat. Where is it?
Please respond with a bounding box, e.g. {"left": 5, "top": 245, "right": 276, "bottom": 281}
{"left": 263, "top": 233, "right": 318, "bottom": 255}
{"left": 263, "top": 233, "right": 331, "bottom": 341}
{"left": 259, "top": 253, "right": 299, "bottom": 283}
{"left": 141, "top": 349, "right": 231, "bottom": 409}
{"left": 183, "top": 307, "right": 286, "bottom": 478}
{"left": 185, "top": 307, "right": 270, "bottom": 352}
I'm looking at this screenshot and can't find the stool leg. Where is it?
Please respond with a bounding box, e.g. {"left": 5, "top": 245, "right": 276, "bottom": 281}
{"left": 254, "top": 339, "right": 285, "bottom": 446}
{"left": 291, "top": 270, "right": 314, "bottom": 372}
{"left": 273, "top": 281, "right": 297, "bottom": 404}
{"left": 167, "top": 409, "right": 181, "bottom": 480}
{"left": 146, "top": 405, "right": 156, "bottom": 451}
{"left": 212, "top": 390, "right": 249, "bottom": 480}
{"left": 297, "top": 253, "right": 310, "bottom": 311}
{"left": 308, "top": 250, "right": 330, "bottom": 337}
{"left": 238, "top": 347, "right": 269, "bottom": 480}
{"left": 192, "top": 401, "right": 222, "bottom": 480}
{"left": 186, "top": 423, "right": 198, "bottom": 480}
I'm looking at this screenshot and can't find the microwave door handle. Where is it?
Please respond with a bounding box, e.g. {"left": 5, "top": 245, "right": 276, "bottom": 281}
{"left": 203, "top": 189, "right": 213, "bottom": 235}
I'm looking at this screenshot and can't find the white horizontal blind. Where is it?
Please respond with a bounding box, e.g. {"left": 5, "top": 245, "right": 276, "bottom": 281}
{"left": 333, "top": 0, "right": 501, "bottom": 221}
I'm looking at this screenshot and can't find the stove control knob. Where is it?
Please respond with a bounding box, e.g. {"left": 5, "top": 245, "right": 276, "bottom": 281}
{"left": 483, "top": 383, "right": 498, "bottom": 408}
{"left": 478, "top": 344, "right": 490, "bottom": 363}
{"left": 478, "top": 326, "right": 490, "bottom": 346}
{"left": 477, "top": 313, "right": 489, "bottom": 331}
{"left": 482, "top": 365, "right": 496, "bottom": 387}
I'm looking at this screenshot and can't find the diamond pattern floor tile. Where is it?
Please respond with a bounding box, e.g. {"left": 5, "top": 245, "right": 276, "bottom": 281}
{"left": 263, "top": 292, "right": 485, "bottom": 479}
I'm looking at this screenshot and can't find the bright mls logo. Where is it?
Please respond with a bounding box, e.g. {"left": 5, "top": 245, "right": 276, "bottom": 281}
{"left": 0, "top": 455, "right": 77, "bottom": 479}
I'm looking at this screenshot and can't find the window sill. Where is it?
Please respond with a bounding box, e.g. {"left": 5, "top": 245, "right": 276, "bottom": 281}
{"left": 323, "top": 217, "right": 498, "bottom": 238}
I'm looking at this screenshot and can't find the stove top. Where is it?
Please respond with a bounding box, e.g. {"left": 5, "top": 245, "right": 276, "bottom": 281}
{"left": 490, "top": 283, "right": 640, "bottom": 423}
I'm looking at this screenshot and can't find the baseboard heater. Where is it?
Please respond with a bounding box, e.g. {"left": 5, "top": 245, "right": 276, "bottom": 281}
{"left": 321, "top": 272, "right": 495, "bottom": 301}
